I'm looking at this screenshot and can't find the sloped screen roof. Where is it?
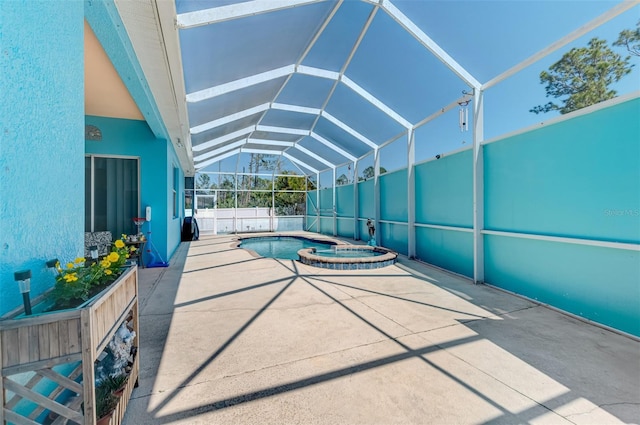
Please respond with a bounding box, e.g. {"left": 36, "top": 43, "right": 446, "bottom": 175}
{"left": 174, "top": 0, "right": 638, "bottom": 175}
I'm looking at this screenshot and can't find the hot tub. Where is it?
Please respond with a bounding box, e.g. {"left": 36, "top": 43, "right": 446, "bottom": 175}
{"left": 298, "top": 245, "right": 397, "bottom": 270}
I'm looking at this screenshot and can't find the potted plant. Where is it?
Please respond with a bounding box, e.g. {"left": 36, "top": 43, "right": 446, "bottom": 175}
{"left": 48, "top": 236, "right": 137, "bottom": 311}
{"left": 101, "top": 373, "right": 129, "bottom": 397}
{"left": 95, "top": 383, "right": 118, "bottom": 425}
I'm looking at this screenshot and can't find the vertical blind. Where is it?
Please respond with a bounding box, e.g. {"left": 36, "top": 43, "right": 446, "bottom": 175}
{"left": 85, "top": 156, "right": 139, "bottom": 237}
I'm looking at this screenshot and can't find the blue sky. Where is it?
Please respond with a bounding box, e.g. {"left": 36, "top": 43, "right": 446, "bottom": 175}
{"left": 195, "top": 1, "right": 639, "bottom": 187}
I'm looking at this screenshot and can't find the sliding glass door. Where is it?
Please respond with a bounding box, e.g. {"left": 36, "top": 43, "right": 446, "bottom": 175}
{"left": 85, "top": 155, "right": 139, "bottom": 237}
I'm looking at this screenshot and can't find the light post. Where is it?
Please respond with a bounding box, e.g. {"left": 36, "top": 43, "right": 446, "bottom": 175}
{"left": 14, "top": 269, "right": 32, "bottom": 315}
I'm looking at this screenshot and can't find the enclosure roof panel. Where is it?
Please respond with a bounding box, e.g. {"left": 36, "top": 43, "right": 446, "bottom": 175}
{"left": 120, "top": 0, "right": 640, "bottom": 175}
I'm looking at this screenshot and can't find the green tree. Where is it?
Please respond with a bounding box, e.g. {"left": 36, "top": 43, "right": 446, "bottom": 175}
{"left": 614, "top": 20, "right": 640, "bottom": 57}
{"left": 359, "top": 166, "right": 387, "bottom": 181}
{"left": 336, "top": 173, "right": 349, "bottom": 186}
{"left": 196, "top": 173, "right": 210, "bottom": 189}
{"left": 274, "top": 171, "right": 312, "bottom": 215}
{"left": 530, "top": 38, "right": 632, "bottom": 115}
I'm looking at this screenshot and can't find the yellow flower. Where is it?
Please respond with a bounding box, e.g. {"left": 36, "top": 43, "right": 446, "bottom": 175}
{"left": 107, "top": 252, "right": 119, "bottom": 262}
{"left": 114, "top": 239, "right": 125, "bottom": 249}
{"left": 121, "top": 234, "right": 127, "bottom": 239}
{"left": 74, "top": 257, "right": 85, "bottom": 264}
{"left": 66, "top": 263, "right": 74, "bottom": 269}
{"left": 129, "top": 246, "right": 137, "bottom": 252}
{"left": 100, "top": 259, "right": 111, "bottom": 268}
{"left": 105, "top": 269, "right": 113, "bottom": 275}
{"left": 63, "top": 273, "right": 78, "bottom": 282}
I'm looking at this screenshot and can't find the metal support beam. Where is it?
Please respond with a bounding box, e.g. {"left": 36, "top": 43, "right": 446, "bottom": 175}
{"left": 195, "top": 148, "right": 242, "bottom": 170}
{"left": 191, "top": 103, "right": 269, "bottom": 134}
{"left": 321, "top": 111, "right": 378, "bottom": 149}
{"left": 257, "top": 125, "right": 309, "bottom": 135}
{"left": 283, "top": 152, "right": 319, "bottom": 174}
{"left": 373, "top": 148, "right": 381, "bottom": 246}
{"left": 472, "top": 89, "right": 484, "bottom": 284}
{"left": 332, "top": 167, "right": 337, "bottom": 236}
{"left": 194, "top": 138, "right": 247, "bottom": 162}
{"left": 316, "top": 172, "right": 320, "bottom": 232}
{"left": 381, "top": 0, "right": 481, "bottom": 89}
{"left": 483, "top": 0, "right": 640, "bottom": 90}
{"left": 407, "top": 129, "right": 415, "bottom": 258}
{"left": 293, "top": 144, "right": 336, "bottom": 168}
{"left": 192, "top": 126, "right": 255, "bottom": 152}
{"left": 310, "top": 132, "right": 357, "bottom": 162}
{"left": 353, "top": 160, "right": 359, "bottom": 241}
{"left": 187, "top": 65, "right": 294, "bottom": 103}
{"left": 272, "top": 103, "right": 321, "bottom": 115}
{"left": 177, "top": 0, "right": 326, "bottom": 28}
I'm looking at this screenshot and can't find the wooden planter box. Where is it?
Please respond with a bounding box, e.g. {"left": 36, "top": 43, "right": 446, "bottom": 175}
{"left": 0, "top": 266, "right": 139, "bottom": 425}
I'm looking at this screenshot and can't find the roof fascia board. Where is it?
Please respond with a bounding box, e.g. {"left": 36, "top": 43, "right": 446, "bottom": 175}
{"left": 177, "top": 0, "right": 328, "bottom": 29}
{"left": 151, "top": 0, "right": 196, "bottom": 174}
{"left": 86, "top": 0, "right": 170, "bottom": 141}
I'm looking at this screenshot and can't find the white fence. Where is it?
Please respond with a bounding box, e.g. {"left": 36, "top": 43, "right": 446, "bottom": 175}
{"left": 188, "top": 208, "right": 304, "bottom": 234}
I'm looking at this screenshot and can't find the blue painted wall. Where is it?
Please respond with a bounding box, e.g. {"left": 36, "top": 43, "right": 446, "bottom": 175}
{"left": 416, "top": 228, "right": 474, "bottom": 277}
{"left": 415, "top": 149, "right": 473, "bottom": 227}
{"left": 484, "top": 97, "right": 640, "bottom": 336}
{"left": 357, "top": 179, "right": 374, "bottom": 219}
{"left": 84, "top": 0, "right": 186, "bottom": 264}
{"left": 380, "top": 223, "right": 408, "bottom": 255}
{"left": 414, "top": 149, "right": 474, "bottom": 276}
{"left": 485, "top": 235, "right": 640, "bottom": 335}
{"left": 0, "top": 0, "right": 85, "bottom": 313}
{"left": 84, "top": 0, "right": 169, "bottom": 140}
{"left": 85, "top": 116, "right": 183, "bottom": 263}
{"left": 380, "top": 169, "right": 408, "bottom": 222}
{"left": 484, "top": 99, "right": 640, "bottom": 242}
{"left": 336, "top": 185, "right": 354, "bottom": 237}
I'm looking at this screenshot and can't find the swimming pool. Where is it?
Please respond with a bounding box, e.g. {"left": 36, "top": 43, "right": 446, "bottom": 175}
{"left": 239, "top": 236, "right": 335, "bottom": 260}
{"left": 239, "top": 235, "right": 398, "bottom": 269}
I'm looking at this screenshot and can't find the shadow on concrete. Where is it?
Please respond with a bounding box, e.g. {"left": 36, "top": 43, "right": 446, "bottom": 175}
{"left": 129, "top": 235, "right": 640, "bottom": 425}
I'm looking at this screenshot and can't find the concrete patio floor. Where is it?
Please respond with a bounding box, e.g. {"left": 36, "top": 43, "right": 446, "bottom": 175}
{"left": 123, "top": 232, "right": 639, "bottom": 425}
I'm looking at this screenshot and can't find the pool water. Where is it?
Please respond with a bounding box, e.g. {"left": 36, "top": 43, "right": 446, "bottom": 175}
{"left": 240, "top": 236, "right": 334, "bottom": 260}
{"left": 314, "top": 249, "right": 382, "bottom": 258}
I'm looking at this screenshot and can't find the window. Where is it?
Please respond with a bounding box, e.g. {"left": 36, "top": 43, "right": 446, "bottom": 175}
{"left": 85, "top": 156, "right": 139, "bottom": 236}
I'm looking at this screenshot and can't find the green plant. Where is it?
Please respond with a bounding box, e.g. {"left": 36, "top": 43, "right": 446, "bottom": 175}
{"left": 101, "top": 373, "right": 128, "bottom": 396}
{"left": 49, "top": 236, "right": 136, "bottom": 309}
{"left": 95, "top": 382, "right": 118, "bottom": 420}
